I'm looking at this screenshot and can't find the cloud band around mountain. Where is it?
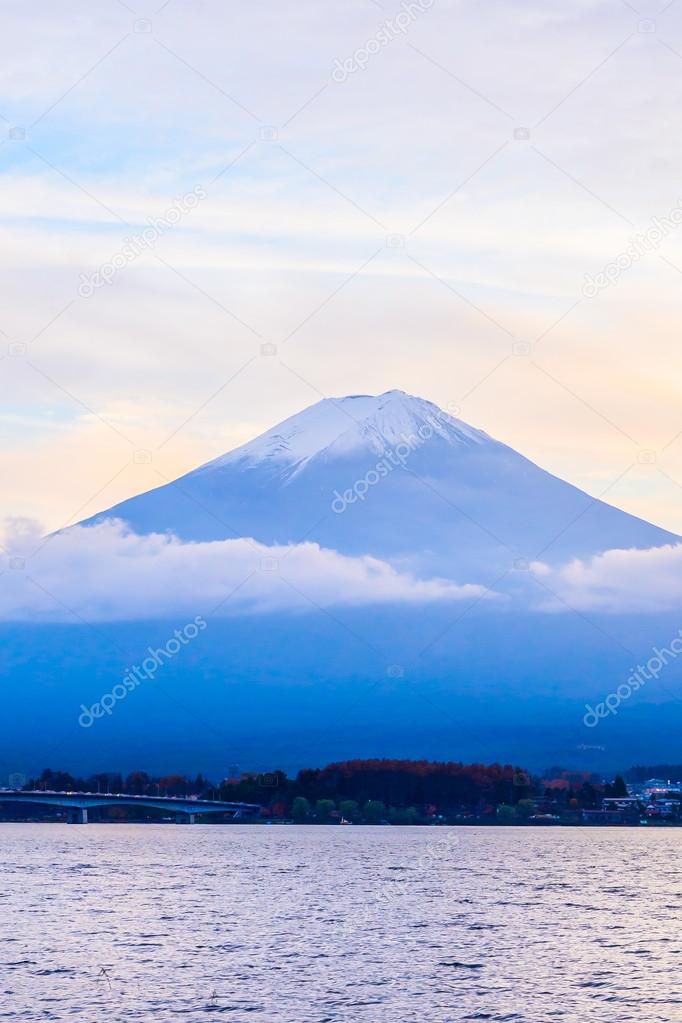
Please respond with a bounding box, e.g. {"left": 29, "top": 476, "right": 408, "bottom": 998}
{"left": 0, "top": 519, "right": 497, "bottom": 622}
{"left": 531, "top": 543, "right": 682, "bottom": 613}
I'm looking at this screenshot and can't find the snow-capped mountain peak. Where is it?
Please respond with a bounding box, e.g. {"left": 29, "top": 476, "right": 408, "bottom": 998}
{"left": 202, "top": 390, "right": 489, "bottom": 475}
{"left": 81, "top": 389, "right": 679, "bottom": 574}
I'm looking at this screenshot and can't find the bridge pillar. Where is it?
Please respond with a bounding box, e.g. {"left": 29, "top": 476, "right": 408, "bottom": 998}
{"left": 67, "top": 807, "right": 88, "bottom": 824}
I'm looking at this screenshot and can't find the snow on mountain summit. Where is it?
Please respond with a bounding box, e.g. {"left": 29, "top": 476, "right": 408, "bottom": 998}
{"left": 80, "top": 388, "right": 679, "bottom": 572}
{"left": 202, "top": 390, "right": 489, "bottom": 475}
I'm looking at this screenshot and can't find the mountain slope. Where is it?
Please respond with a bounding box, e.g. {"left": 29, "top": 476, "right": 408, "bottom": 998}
{"left": 83, "top": 390, "right": 678, "bottom": 580}
{"left": 10, "top": 390, "right": 680, "bottom": 774}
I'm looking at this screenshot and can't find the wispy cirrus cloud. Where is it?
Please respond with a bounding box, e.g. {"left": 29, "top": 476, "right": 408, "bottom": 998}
{"left": 3, "top": 0, "right": 682, "bottom": 542}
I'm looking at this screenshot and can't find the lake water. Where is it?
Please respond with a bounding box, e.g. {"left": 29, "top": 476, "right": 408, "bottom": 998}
{"left": 2, "top": 824, "right": 681, "bottom": 1022}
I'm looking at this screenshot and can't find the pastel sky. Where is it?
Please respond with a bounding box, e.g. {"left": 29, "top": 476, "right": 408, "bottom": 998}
{"left": 2, "top": 0, "right": 682, "bottom": 536}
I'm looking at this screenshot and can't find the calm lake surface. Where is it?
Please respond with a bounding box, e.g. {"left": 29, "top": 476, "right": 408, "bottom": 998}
{"left": 2, "top": 824, "right": 681, "bottom": 1022}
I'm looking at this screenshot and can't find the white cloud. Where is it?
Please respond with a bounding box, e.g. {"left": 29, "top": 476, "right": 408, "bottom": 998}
{"left": 0, "top": 519, "right": 496, "bottom": 621}
{"left": 531, "top": 543, "right": 682, "bottom": 613}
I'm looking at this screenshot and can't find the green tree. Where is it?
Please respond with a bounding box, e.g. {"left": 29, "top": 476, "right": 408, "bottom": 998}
{"left": 496, "top": 804, "right": 517, "bottom": 824}
{"left": 515, "top": 799, "right": 535, "bottom": 820}
{"left": 612, "top": 775, "right": 628, "bottom": 797}
{"left": 338, "top": 800, "right": 359, "bottom": 821}
{"left": 314, "top": 799, "right": 336, "bottom": 822}
{"left": 363, "top": 799, "right": 386, "bottom": 824}
{"left": 291, "top": 796, "right": 311, "bottom": 822}
{"left": 389, "top": 806, "right": 419, "bottom": 825}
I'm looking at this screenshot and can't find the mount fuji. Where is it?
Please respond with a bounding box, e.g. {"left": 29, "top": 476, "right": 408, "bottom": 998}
{"left": 3, "top": 390, "right": 680, "bottom": 777}
{"left": 83, "top": 389, "right": 677, "bottom": 582}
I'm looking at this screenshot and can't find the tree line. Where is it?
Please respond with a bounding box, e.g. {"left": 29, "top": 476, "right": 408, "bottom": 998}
{"left": 18, "top": 760, "right": 629, "bottom": 824}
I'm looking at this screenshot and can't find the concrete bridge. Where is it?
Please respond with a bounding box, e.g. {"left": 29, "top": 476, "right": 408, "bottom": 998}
{"left": 0, "top": 790, "right": 261, "bottom": 824}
